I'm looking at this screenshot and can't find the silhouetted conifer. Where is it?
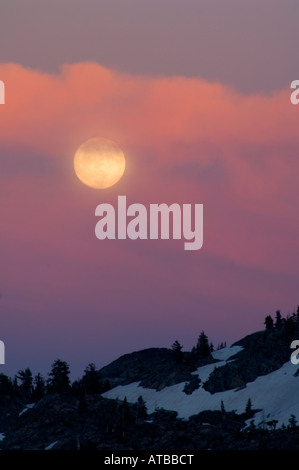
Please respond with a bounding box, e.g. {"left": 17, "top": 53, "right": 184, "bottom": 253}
{"left": 275, "top": 310, "right": 283, "bottom": 328}
{"left": 245, "top": 398, "right": 252, "bottom": 415}
{"left": 17, "top": 368, "right": 33, "bottom": 398}
{"left": 264, "top": 315, "right": 274, "bottom": 330}
{"left": 48, "top": 359, "right": 70, "bottom": 393}
{"left": 196, "top": 331, "right": 211, "bottom": 358}
{"left": 0, "top": 373, "right": 13, "bottom": 397}
{"left": 288, "top": 414, "right": 297, "bottom": 428}
{"left": 136, "top": 395, "right": 147, "bottom": 423}
{"left": 81, "top": 363, "right": 100, "bottom": 394}
{"left": 32, "top": 373, "right": 45, "bottom": 402}
{"left": 171, "top": 340, "right": 183, "bottom": 362}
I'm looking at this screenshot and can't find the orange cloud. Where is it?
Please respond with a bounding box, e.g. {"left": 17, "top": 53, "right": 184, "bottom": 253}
{"left": 0, "top": 62, "right": 296, "bottom": 155}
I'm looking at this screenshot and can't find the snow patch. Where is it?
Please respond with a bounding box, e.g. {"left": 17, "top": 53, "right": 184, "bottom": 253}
{"left": 19, "top": 403, "right": 35, "bottom": 416}
{"left": 212, "top": 345, "right": 243, "bottom": 361}
{"left": 45, "top": 441, "right": 59, "bottom": 450}
{"left": 192, "top": 360, "right": 226, "bottom": 382}
{"left": 103, "top": 347, "right": 299, "bottom": 428}
{"left": 0, "top": 433, "right": 5, "bottom": 442}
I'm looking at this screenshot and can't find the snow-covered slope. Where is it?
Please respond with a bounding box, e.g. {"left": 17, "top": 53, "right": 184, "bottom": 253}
{"left": 103, "top": 345, "right": 299, "bottom": 428}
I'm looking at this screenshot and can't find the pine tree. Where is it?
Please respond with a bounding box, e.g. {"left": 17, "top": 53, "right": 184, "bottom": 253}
{"left": 221, "top": 400, "right": 225, "bottom": 413}
{"left": 264, "top": 315, "right": 274, "bottom": 330}
{"left": 0, "top": 373, "right": 13, "bottom": 397}
{"left": 196, "top": 331, "right": 211, "bottom": 358}
{"left": 17, "top": 368, "right": 33, "bottom": 396}
{"left": 136, "top": 395, "right": 147, "bottom": 423}
{"left": 81, "top": 363, "right": 100, "bottom": 394}
{"left": 171, "top": 340, "right": 183, "bottom": 362}
{"left": 122, "top": 396, "right": 128, "bottom": 412}
{"left": 12, "top": 377, "right": 18, "bottom": 396}
{"left": 275, "top": 310, "right": 283, "bottom": 328}
{"left": 120, "top": 396, "right": 131, "bottom": 437}
{"left": 32, "top": 373, "right": 45, "bottom": 402}
{"left": 48, "top": 359, "right": 70, "bottom": 393}
{"left": 291, "top": 310, "right": 297, "bottom": 323}
{"left": 284, "top": 316, "right": 296, "bottom": 342}
{"left": 288, "top": 414, "right": 297, "bottom": 428}
{"left": 245, "top": 398, "right": 252, "bottom": 415}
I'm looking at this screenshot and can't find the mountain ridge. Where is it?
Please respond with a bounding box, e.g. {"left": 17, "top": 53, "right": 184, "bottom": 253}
{"left": 0, "top": 308, "right": 299, "bottom": 449}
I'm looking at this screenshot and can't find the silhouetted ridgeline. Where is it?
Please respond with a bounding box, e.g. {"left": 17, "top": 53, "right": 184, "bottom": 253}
{"left": 0, "top": 307, "right": 299, "bottom": 450}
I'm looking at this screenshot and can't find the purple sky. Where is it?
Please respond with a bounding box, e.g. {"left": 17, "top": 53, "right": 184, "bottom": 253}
{"left": 0, "top": 1, "right": 299, "bottom": 380}
{"left": 1, "top": 0, "right": 298, "bottom": 92}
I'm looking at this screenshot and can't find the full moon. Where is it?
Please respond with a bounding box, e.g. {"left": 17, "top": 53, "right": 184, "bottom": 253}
{"left": 74, "top": 137, "right": 126, "bottom": 189}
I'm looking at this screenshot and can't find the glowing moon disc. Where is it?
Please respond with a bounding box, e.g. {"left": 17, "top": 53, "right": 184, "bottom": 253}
{"left": 74, "top": 137, "right": 126, "bottom": 189}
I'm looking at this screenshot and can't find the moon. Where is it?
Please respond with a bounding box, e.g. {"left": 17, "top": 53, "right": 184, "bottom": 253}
{"left": 74, "top": 137, "right": 126, "bottom": 189}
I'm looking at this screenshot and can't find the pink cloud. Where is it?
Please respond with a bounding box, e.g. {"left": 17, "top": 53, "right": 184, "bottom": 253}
{"left": 0, "top": 62, "right": 298, "bottom": 319}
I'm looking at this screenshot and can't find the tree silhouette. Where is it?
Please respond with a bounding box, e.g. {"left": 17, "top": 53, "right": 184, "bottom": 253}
{"left": 81, "top": 363, "right": 100, "bottom": 394}
{"left": 48, "top": 359, "right": 70, "bottom": 393}
{"left": 283, "top": 316, "right": 297, "bottom": 342}
{"left": 288, "top": 414, "right": 297, "bottom": 428}
{"left": 136, "top": 395, "right": 147, "bottom": 423}
{"left": 196, "top": 331, "right": 211, "bottom": 358}
{"left": 171, "top": 340, "right": 183, "bottom": 362}
{"left": 32, "top": 373, "right": 45, "bottom": 402}
{"left": 17, "top": 368, "right": 33, "bottom": 397}
{"left": 0, "top": 373, "right": 13, "bottom": 397}
{"left": 264, "top": 315, "right": 274, "bottom": 330}
{"left": 245, "top": 398, "right": 252, "bottom": 415}
{"left": 275, "top": 310, "right": 283, "bottom": 328}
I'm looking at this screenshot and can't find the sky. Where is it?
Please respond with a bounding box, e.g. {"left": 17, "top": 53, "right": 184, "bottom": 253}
{"left": 0, "top": 1, "right": 299, "bottom": 379}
